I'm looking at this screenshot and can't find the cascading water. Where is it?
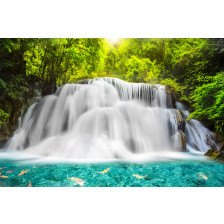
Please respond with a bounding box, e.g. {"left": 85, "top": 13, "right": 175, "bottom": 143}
{"left": 6, "top": 77, "right": 217, "bottom": 159}
{"left": 176, "top": 102, "right": 218, "bottom": 153}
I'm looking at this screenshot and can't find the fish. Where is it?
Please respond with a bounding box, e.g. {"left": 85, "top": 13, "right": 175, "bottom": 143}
{"left": 27, "top": 182, "right": 32, "bottom": 187}
{"left": 0, "top": 175, "right": 8, "bottom": 179}
{"left": 97, "top": 168, "right": 110, "bottom": 174}
{"left": 6, "top": 171, "right": 15, "bottom": 173}
{"left": 18, "top": 169, "right": 30, "bottom": 176}
{"left": 200, "top": 173, "right": 208, "bottom": 180}
{"left": 0, "top": 167, "right": 7, "bottom": 170}
{"left": 33, "top": 166, "right": 37, "bottom": 168}
{"left": 67, "top": 175, "right": 85, "bottom": 186}
{"left": 133, "top": 174, "right": 147, "bottom": 179}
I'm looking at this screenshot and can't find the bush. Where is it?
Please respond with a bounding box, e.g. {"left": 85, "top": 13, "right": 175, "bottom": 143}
{"left": 190, "top": 72, "right": 224, "bottom": 134}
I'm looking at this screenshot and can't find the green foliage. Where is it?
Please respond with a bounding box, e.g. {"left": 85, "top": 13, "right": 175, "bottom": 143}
{"left": 190, "top": 72, "right": 224, "bottom": 133}
{"left": 0, "top": 108, "right": 9, "bottom": 125}
{"left": 24, "top": 38, "right": 106, "bottom": 84}
{"left": 0, "top": 78, "right": 7, "bottom": 89}
{"left": 125, "top": 56, "right": 149, "bottom": 82}
{"left": 159, "top": 78, "right": 188, "bottom": 101}
{"left": 104, "top": 38, "right": 214, "bottom": 101}
{"left": 0, "top": 38, "right": 14, "bottom": 72}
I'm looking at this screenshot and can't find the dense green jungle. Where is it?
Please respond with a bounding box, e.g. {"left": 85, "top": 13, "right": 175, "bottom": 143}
{"left": 0, "top": 38, "right": 224, "bottom": 144}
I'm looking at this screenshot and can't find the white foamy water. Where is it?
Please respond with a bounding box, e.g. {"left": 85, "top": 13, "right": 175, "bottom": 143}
{"left": 6, "top": 77, "right": 217, "bottom": 159}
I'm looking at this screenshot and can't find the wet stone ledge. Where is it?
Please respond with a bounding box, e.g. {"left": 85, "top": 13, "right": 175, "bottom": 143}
{"left": 205, "top": 149, "right": 224, "bottom": 162}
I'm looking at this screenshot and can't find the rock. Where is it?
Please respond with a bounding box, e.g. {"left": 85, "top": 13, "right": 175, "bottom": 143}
{"left": 168, "top": 109, "right": 186, "bottom": 135}
{"left": 0, "top": 124, "right": 15, "bottom": 141}
{"left": 178, "top": 130, "right": 186, "bottom": 151}
{"left": 172, "top": 130, "right": 186, "bottom": 151}
{"left": 205, "top": 149, "right": 215, "bottom": 157}
{"left": 166, "top": 89, "right": 176, "bottom": 108}
{"left": 173, "top": 109, "right": 186, "bottom": 132}
{"left": 209, "top": 132, "right": 224, "bottom": 151}
{"left": 42, "top": 81, "right": 56, "bottom": 96}
{"left": 205, "top": 134, "right": 219, "bottom": 151}
{"left": 205, "top": 149, "right": 224, "bottom": 162}
{"left": 178, "top": 110, "right": 186, "bottom": 132}
{"left": 78, "top": 79, "right": 89, "bottom": 84}
{"left": 0, "top": 140, "right": 7, "bottom": 149}
{"left": 210, "top": 132, "right": 224, "bottom": 143}
{"left": 218, "top": 142, "right": 224, "bottom": 151}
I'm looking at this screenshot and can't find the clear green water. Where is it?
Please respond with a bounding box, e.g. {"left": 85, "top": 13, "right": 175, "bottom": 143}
{"left": 1, "top": 156, "right": 224, "bottom": 187}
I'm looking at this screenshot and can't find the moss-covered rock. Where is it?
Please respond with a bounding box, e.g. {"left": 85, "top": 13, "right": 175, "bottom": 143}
{"left": 205, "top": 149, "right": 224, "bottom": 162}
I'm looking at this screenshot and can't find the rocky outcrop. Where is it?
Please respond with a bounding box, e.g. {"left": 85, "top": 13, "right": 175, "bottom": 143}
{"left": 205, "top": 132, "right": 224, "bottom": 161}
{"left": 165, "top": 88, "right": 177, "bottom": 109}
{"left": 42, "top": 81, "right": 57, "bottom": 96}
{"left": 210, "top": 132, "right": 224, "bottom": 149}
{"left": 206, "top": 133, "right": 219, "bottom": 151}
{"left": 205, "top": 149, "right": 224, "bottom": 162}
{"left": 218, "top": 142, "right": 224, "bottom": 151}
{"left": 178, "top": 130, "right": 186, "bottom": 151}
{"left": 168, "top": 109, "right": 186, "bottom": 135}
{"left": 176, "top": 110, "right": 186, "bottom": 133}
{"left": 167, "top": 109, "right": 187, "bottom": 151}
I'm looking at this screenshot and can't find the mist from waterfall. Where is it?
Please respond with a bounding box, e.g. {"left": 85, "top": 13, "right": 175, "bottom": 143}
{"left": 7, "top": 77, "right": 217, "bottom": 159}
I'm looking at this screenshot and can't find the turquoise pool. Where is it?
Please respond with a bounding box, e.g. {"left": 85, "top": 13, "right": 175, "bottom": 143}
{"left": 0, "top": 153, "right": 224, "bottom": 187}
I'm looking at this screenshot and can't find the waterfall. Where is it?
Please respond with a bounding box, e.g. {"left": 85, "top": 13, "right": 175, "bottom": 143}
{"left": 7, "top": 77, "right": 217, "bottom": 159}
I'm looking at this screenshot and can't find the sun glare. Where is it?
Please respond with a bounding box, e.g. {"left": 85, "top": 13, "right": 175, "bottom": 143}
{"left": 107, "top": 38, "right": 120, "bottom": 43}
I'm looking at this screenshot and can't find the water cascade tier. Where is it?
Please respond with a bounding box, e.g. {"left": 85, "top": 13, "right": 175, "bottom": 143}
{"left": 7, "top": 77, "right": 217, "bottom": 159}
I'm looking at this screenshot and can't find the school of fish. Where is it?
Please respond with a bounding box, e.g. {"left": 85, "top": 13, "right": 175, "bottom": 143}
{"left": 0, "top": 165, "right": 209, "bottom": 186}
